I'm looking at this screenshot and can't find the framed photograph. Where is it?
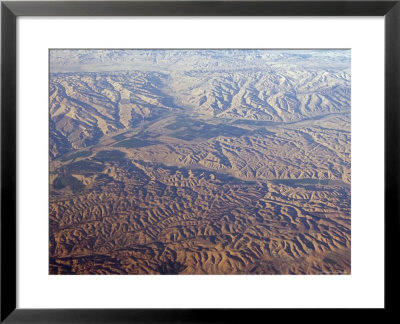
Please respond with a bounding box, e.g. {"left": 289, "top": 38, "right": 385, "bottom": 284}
{"left": 1, "top": 0, "right": 398, "bottom": 322}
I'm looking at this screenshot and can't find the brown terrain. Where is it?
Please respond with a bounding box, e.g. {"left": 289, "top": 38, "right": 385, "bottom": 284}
{"left": 49, "top": 50, "right": 351, "bottom": 274}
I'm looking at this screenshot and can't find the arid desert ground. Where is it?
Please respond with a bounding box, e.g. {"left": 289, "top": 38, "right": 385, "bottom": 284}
{"left": 49, "top": 50, "right": 351, "bottom": 274}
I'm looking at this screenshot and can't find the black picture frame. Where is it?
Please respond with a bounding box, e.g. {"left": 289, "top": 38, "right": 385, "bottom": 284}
{"left": 1, "top": 0, "right": 399, "bottom": 322}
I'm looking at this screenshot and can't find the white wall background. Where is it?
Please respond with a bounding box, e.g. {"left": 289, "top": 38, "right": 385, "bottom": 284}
{"left": 17, "top": 16, "right": 384, "bottom": 308}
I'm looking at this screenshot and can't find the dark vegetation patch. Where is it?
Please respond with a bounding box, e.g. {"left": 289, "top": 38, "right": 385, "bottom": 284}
{"left": 52, "top": 175, "right": 85, "bottom": 193}
{"left": 65, "top": 160, "right": 105, "bottom": 174}
{"left": 53, "top": 159, "right": 106, "bottom": 193}
{"left": 323, "top": 257, "right": 337, "bottom": 265}
{"left": 157, "top": 260, "right": 187, "bottom": 275}
{"left": 49, "top": 255, "right": 125, "bottom": 274}
{"left": 166, "top": 117, "right": 273, "bottom": 141}
{"left": 53, "top": 177, "right": 66, "bottom": 190}
{"left": 52, "top": 150, "right": 151, "bottom": 194}
{"left": 93, "top": 150, "right": 127, "bottom": 162}
{"left": 113, "top": 137, "right": 160, "bottom": 148}
{"left": 60, "top": 150, "right": 92, "bottom": 162}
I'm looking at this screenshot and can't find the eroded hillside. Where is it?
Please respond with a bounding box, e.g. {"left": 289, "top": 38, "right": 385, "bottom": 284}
{"left": 49, "top": 50, "right": 351, "bottom": 274}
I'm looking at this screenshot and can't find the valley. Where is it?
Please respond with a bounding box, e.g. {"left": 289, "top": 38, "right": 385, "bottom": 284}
{"left": 49, "top": 50, "right": 351, "bottom": 274}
